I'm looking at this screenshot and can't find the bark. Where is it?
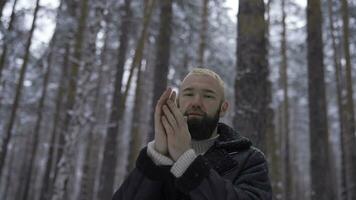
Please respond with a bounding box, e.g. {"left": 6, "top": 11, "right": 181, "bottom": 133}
{"left": 341, "top": 0, "right": 356, "bottom": 198}
{"left": 148, "top": 0, "right": 173, "bottom": 141}
{"left": 39, "top": 43, "right": 69, "bottom": 200}
{"left": 0, "top": 0, "right": 18, "bottom": 84}
{"left": 126, "top": 65, "right": 144, "bottom": 173}
{"left": 97, "top": 0, "right": 155, "bottom": 198}
{"left": 21, "top": 35, "right": 56, "bottom": 200}
{"left": 0, "top": 0, "right": 8, "bottom": 20}
{"left": 0, "top": 0, "right": 41, "bottom": 178}
{"left": 96, "top": 0, "right": 132, "bottom": 198}
{"left": 1, "top": 140, "right": 15, "bottom": 200}
{"left": 234, "top": 0, "right": 269, "bottom": 152}
{"left": 327, "top": 0, "right": 347, "bottom": 199}
{"left": 306, "top": 0, "right": 335, "bottom": 199}
{"left": 78, "top": 66, "right": 103, "bottom": 200}
{"left": 280, "top": 0, "right": 292, "bottom": 198}
{"left": 198, "top": 0, "right": 208, "bottom": 66}
{"left": 265, "top": 1, "right": 282, "bottom": 199}
{"left": 78, "top": 12, "right": 110, "bottom": 200}
{"left": 51, "top": 0, "right": 89, "bottom": 198}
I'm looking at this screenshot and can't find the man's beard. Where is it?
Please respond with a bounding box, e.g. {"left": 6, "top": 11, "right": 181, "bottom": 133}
{"left": 185, "top": 109, "right": 220, "bottom": 140}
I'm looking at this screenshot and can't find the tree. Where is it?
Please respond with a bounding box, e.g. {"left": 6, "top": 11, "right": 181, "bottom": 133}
{"left": 20, "top": 35, "right": 56, "bottom": 200}
{"left": 0, "top": 0, "right": 41, "bottom": 178}
{"left": 234, "top": 0, "right": 270, "bottom": 152}
{"left": 126, "top": 65, "right": 145, "bottom": 173}
{"left": 148, "top": 0, "right": 173, "bottom": 141}
{"left": 306, "top": 0, "right": 335, "bottom": 199}
{"left": 0, "top": 0, "right": 8, "bottom": 20}
{"left": 51, "top": 0, "right": 89, "bottom": 198}
{"left": 39, "top": 43, "right": 69, "bottom": 200}
{"left": 0, "top": 0, "right": 18, "bottom": 83}
{"left": 327, "top": 0, "right": 347, "bottom": 198}
{"left": 97, "top": 0, "right": 154, "bottom": 198}
{"left": 340, "top": 0, "right": 356, "bottom": 198}
{"left": 198, "top": 0, "right": 209, "bottom": 66}
{"left": 279, "top": 0, "right": 293, "bottom": 198}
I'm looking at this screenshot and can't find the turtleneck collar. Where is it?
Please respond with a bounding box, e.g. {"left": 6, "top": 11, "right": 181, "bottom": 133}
{"left": 191, "top": 132, "right": 219, "bottom": 155}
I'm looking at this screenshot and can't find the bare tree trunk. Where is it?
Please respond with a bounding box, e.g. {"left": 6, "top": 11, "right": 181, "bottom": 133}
{"left": 0, "top": 0, "right": 41, "bottom": 178}
{"left": 39, "top": 43, "right": 69, "bottom": 200}
{"left": 265, "top": 1, "right": 282, "bottom": 199}
{"left": 198, "top": 0, "right": 208, "bottom": 66}
{"left": 97, "top": 0, "right": 155, "bottom": 198}
{"left": 0, "top": 0, "right": 8, "bottom": 20}
{"left": 1, "top": 140, "right": 15, "bottom": 200}
{"left": 148, "top": 0, "right": 173, "bottom": 141}
{"left": 341, "top": 0, "right": 356, "bottom": 198}
{"left": 327, "top": 0, "right": 347, "bottom": 199}
{"left": 0, "top": 0, "right": 18, "bottom": 83}
{"left": 20, "top": 35, "right": 56, "bottom": 200}
{"left": 126, "top": 64, "right": 145, "bottom": 173}
{"left": 234, "top": 0, "right": 269, "bottom": 152}
{"left": 306, "top": 0, "right": 335, "bottom": 199}
{"left": 280, "top": 0, "right": 292, "bottom": 199}
{"left": 78, "top": 14, "right": 110, "bottom": 199}
{"left": 51, "top": 0, "right": 89, "bottom": 198}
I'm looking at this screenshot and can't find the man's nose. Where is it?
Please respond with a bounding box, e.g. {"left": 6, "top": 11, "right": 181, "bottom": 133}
{"left": 191, "top": 95, "right": 203, "bottom": 108}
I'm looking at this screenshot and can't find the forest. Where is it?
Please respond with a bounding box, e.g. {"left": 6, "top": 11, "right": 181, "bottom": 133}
{"left": 0, "top": 0, "right": 355, "bottom": 199}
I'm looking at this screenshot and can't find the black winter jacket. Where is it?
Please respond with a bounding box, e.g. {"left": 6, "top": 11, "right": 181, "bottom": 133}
{"left": 112, "top": 123, "right": 272, "bottom": 200}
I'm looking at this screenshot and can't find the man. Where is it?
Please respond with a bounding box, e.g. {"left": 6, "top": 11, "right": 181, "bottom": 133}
{"left": 113, "top": 68, "right": 272, "bottom": 200}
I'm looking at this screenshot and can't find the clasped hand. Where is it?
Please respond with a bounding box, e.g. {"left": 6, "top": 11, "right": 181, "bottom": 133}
{"left": 154, "top": 88, "right": 191, "bottom": 161}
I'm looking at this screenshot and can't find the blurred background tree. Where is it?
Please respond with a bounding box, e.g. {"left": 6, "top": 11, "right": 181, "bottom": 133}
{"left": 0, "top": 0, "right": 355, "bottom": 199}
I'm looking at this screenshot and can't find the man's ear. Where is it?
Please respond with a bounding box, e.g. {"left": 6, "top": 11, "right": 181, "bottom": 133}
{"left": 219, "top": 101, "right": 229, "bottom": 117}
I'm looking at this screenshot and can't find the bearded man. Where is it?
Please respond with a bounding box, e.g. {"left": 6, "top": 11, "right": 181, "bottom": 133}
{"left": 113, "top": 68, "right": 272, "bottom": 200}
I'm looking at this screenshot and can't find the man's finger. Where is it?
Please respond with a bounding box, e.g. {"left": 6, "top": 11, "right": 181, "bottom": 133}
{"left": 161, "top": 115, "right": 174, "bottom": 135}
{"left": 155, "top": 88, "right": 171, "bottom": 113}
{"left": 169, "top": 90, "right": 176, "bottom": 102}
{"left": 162, "top": 105, "right": 178, "bottom": 129}
{"left": 158, "top": 88, "right": 171, "bottom": 105}
{"left": 166, "top": 98, "right": 184, "bottom": 125}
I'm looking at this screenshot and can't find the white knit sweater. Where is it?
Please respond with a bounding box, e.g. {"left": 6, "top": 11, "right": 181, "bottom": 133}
{"left": 147, "top": 134, "right": 218, "bottom": 178}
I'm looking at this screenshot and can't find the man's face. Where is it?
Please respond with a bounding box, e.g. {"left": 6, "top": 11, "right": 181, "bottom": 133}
{"left": 178, "top": 74, "right": 228, "bottom": 140}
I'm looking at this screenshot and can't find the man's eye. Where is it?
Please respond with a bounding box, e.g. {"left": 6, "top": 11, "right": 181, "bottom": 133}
{"left": 204, "top": 95, "right": 214, "bottom": 99}
{"left": 183, "top": 93, "right": 193, "bottom": 96}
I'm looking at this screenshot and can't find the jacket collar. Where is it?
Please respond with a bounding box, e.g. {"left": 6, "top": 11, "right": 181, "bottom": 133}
{"left": 215, "top": 123, "right": 252, "bottom": 151}
{"left": 203, "top": 123, "right": 252, "bottom": 175}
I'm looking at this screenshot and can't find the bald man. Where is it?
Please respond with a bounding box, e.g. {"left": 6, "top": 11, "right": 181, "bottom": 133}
{"left": 113, "top": 68, "right": 272, "bottom": 200}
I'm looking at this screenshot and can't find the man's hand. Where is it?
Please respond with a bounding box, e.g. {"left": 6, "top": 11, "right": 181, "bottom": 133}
{"left": 161, "top": 91, "right": 191, "bottom": 161}
{"left": 154, "top": 88, "right": 173, "bottom": 155}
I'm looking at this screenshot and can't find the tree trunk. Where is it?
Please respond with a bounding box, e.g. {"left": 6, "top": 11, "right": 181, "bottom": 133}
{"left": 327, "top": 0, "right": 347, "bottom": 199}
{"left": 1, "top": 139, "right": 15, "bottom": 200}
{"left": 78, "top": 14, "right": 110, "bottom": 199}
{"left": 97, "top": 0, "right": 156, "bottom": 198}
{"left": 265, "top": 1, "right": 282, "bottom": 199}
{"left": 21, "top": 35, "right": 56, "bottom": 200}
{"left": 280, "top": 0, "right": 292, "bottom": 198}
{"left": 341, "top": 0, "right": 356, "bottom": 198}
{"left": 148, "top": 0, "right": 173, "bottom": 141}
{"left": 0, "top": 0, "right": 41, "bottom": 178}
{"left": 126, "top": 64, "right": 145, "bottom": 173}
{"left": 0, "top": 0, "right": 18, "bottom": 83}
{"left": 306, "top": 0, "right": 335, "bottom": 199}
{"left": 234, "top": 0, "right": 269, "bottom": 152}
{"left": 198, "top": 0, "right": 208, "bottom": 66}
{"left": 51, "top": 0, "right": 89, "bottom": 198}
{"left": 0, "top": 0, "right": 8, "bottom": 20}
{"left": 39, "top": 43, "right": 69, "bottom": 200}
